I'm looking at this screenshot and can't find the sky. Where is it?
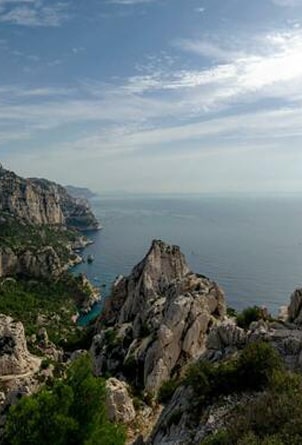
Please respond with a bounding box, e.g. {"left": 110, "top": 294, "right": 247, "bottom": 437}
{"left": 1, "top": 0, "right": 302, "bottom": 193}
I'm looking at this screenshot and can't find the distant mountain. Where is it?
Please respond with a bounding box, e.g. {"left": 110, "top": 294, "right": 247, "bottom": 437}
{"left": 65, "top": 185, "right": 97, "bottom": 200}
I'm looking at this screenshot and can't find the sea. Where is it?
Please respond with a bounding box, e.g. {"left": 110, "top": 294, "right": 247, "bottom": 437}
{"left": 74, "top": 194, "right": 302, "bottom": 325}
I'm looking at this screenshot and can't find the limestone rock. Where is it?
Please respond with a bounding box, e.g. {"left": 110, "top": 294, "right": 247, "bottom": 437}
{"left": 207, "top": 320, "right": 246, "bottom": 351}
{"left": 0, "top": 246, "right": 62, "bottom": 279}
{"left": 0, "top": 165, "right": 99, "bottom": 229}
{"left": 105, "top": 378, "right": 136, "bottom": 424}
{"left": 92, "top": 240, "right": 226, "bottom": 393}
{"left": 0, "top": 314, "right": 40, "bottom": 377}
{"left": 288, "top": 289, "right": 302, "bottom": 324}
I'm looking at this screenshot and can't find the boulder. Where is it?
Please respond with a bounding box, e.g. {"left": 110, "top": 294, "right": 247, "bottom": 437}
{"left": 0, "top": 314, "right": 40, "bottom": 377}
{"left": 105, "top": 377, "right": 136, "bottom": 424}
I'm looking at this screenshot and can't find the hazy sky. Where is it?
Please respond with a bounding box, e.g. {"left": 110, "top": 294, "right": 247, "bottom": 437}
{"left": 1, "top": 0, "right": 302, "bottom": 193}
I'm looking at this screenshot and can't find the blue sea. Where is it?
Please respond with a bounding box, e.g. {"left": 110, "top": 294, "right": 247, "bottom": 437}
{"left": 74, "top": 194, "right": 302, "bottom": 325}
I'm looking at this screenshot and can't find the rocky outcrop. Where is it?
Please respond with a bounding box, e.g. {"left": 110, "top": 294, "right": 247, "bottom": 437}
{"left": 0, "top": 165, "right": 99, "bottom": 230}
{"left": 288, "top": 288, "right": 302, "bottom": 324}
{"left": 74, "top": 274, "right": 100, "bottom": 314}
{"left": 92, "top": 240, "right": 226, "bottom": 393}
{"left": 105, "top": 378, "right": 136, "bottom": 424}
{"left": 0, "top": 246, "right": 62, "bottom": 279}
{"left": 0, "top": 314, "right": 40, "bottom": 377}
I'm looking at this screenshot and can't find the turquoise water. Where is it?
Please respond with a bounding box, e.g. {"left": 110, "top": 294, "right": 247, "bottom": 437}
{"left": 75, "top": 194, "right": 302, "bottom": 324}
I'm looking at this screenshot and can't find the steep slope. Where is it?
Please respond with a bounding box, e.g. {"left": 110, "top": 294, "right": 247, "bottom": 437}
{"left": 0, "top": 164, "right": 99, "bottom": 278}
{"left": 0, "top": 164, "right": 99, "bottom": 230}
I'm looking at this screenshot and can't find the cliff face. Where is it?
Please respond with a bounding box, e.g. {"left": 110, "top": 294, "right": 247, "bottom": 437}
{"left": 92, "top": 240, "right": 226, "bottom": 393}
{"left": 0, "top": 165, "right": 99, "bottom": 279}
{"left": 0, "top": 165, "right": 99, "bottom": 230}
{"left": 0, "top": 167, "right": 64, "bottom": 225}
{"left": 31, "top": 177, "right": 100, "bottom": 231}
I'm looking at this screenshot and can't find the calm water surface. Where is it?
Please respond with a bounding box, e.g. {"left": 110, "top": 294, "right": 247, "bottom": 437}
{"left": 75, "top": 195, "right": 302, "bottom": 324}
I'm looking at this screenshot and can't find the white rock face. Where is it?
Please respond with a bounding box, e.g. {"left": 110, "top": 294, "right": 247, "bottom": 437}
{"left": 92, "top": 240, "right": 226, "bottom": 393}
{"left": 105, "top": 378, "right": 136, "bottom": 424}
{"left": 0, "top": 314, "right": 40, "bottom": 377}
{"left": 0, "top": 165, "right": 99, "bottom": 229}
{"left": 288, "top": 289, "right": 302, "bottom": 324}
{"left": 207, "top": 320, "right": 246, "bottom": 351}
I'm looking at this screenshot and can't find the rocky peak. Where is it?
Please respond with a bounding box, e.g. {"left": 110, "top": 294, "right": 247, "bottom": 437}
{"left": 104, "top": 239, "right": 190, "bottom": 325}
{"left": 92, "top": 240, "right": 226, "bottom": 393}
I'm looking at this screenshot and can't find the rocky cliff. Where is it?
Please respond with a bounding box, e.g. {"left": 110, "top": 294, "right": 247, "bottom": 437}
{"left": 92, "top": 240, "right": 226, "bottom": 393}
{"left": 0, "top": 164, "right": 99, "bottom": 230}
{"left": 0, "top": 164, "right": 99, "bottom": 279}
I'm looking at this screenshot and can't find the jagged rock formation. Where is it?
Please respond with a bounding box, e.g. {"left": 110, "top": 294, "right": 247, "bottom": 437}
{"left": 92, "top": 240, "right": 226, "bottom": 393}
{"left": 0, "top": 314, "right": 40, "bottom": 377}
{"left": 105, "top": 378, "right": 136, "bottom": 424}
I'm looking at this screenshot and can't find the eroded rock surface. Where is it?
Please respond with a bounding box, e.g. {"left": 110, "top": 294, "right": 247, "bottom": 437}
{"left": 0, "top": 314, "right": 40, "bottom": 377}
{"left": 0, "top": 165, "right": 99, "bottom": 229}
{"left": 106, "top": 378, "right": 136, "bottom": 424}
{"left": 92, "top": 240, "right": 226, "bottom": 393}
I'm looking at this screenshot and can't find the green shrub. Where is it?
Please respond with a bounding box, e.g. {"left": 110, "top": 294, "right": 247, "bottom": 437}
{"left": 4, "top": 354, "right": 126, "bottom": 445}
{"left": 226, "top": 307, "right": 237, "bottom": 318}
{"left": 186, "top": 342, "right": 282, "bottom": 412}
{"left": 237, "top": 341, "right": 282, "bottom": 390}
{"left": 236, "top": 306, "right": 263, "bottom": 330}
{"left": 201, "top": 367, "right": 302, "bottom": 445}
{"left": 201, "top": 430, "right": 232, "bottom": 445}
{"left": 158, "top": 379, "right": 180, "bottom": 404}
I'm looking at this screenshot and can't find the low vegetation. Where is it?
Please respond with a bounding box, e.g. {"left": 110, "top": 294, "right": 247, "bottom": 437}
{"left": 0, "top": 275, "right": 93, "bottom": 348}
{"left": 0, "top": 214, "right": 78, "bottom": 261}
{"left": 3, "top": 354, "right": 126, "bottom": 445}
{"left": 201, "top": 368, "right": 302, "bottom": 444}
{"left": 235, "top": 306, "right": 266, "bottom": 330}
{"left": 185, "top": 341, "right": 282, "bottom": 410}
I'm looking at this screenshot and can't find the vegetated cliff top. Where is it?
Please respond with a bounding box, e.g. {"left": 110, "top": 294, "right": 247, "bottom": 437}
{"left": 0, "top": 164, "right": 99, "bottom": 230}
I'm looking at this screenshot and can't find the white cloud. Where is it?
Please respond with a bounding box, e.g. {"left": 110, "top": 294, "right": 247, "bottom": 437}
{"left": 1, "top": 28, "right": 302, "bottom": 190}
{"left": 0, "top": 0, "right": 70, "bottom": 26}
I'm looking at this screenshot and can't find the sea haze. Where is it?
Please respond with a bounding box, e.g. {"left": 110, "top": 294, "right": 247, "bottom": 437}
{"left": 75, "top": 194, "right": 302, "bottom": 324}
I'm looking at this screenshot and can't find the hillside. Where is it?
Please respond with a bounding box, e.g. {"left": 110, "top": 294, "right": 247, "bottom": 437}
{"left": 90, "top": 240, "right": 302, "bottom": 445}
{"left": 0, "top": 165, "right": 100, "bottom": 279}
